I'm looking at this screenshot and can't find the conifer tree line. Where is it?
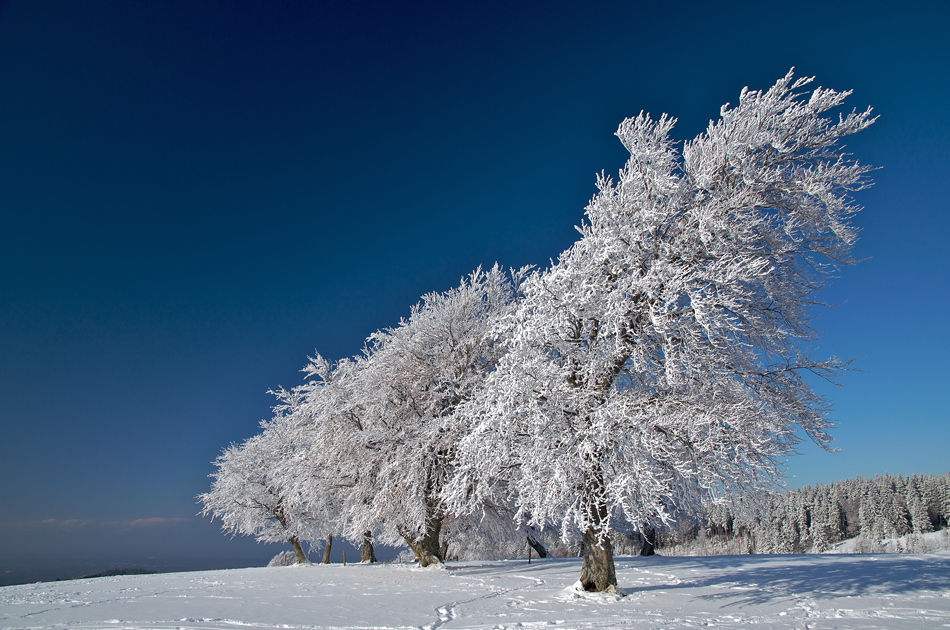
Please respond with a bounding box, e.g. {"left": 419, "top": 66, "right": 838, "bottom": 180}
{"left": 650, "top": 472, "right": 950, "bottom": 555}
{"left": 200, "top": 71, "right": 879, "bottom": 592}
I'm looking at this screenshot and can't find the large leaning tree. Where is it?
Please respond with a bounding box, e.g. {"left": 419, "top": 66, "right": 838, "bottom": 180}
{"left": 445, "top": 71, "right": 876, "bottom": 592}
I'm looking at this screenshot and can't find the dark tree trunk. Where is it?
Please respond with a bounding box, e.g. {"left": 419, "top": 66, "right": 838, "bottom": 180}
{"left": 360, "top": 531, "right": 377, "bottom": 563}
{"left": 321, "top": 534, "right": 333, "bottom": 564}
{"left": 580, "top": 526, "right": 617, "bottom": 592}
{"left": 288, "top": 535, "right": 308, "bottom": 564}
{"left": 402, "top": 516, "right": 443, "bottom": 567}
{"left": 274, "top": 507, "right": 306, "bottom": 563}
{"left": 578, "top": 475, "right": 618, "bottom": 592}
{"left": 639, "top": 526, "right": 656, "bottom": 556}
{"left": 526, "top": 528, "right": 548, "bottom": 558}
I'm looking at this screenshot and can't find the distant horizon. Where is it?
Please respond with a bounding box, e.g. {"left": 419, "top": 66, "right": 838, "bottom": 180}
{"left": 0, "top": 517, "right": 373, "bottom": 587}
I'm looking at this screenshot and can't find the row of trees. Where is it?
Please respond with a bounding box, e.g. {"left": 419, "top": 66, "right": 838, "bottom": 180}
{"left": 200, "top": 71, "right": 876, "bottom": 592}
{"left": 653, "top": 472, "right": 950, "bottom": 555}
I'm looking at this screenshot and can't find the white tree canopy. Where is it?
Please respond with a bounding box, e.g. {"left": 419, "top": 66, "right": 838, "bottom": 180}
{"left": 200, "top": 71, "right": 875, "bottom": 589}
{"left": 444, "top": 71, "right": 875, "bottom": 590}
{"left": 198, "top": 404, "right": 325, "bottom": 558}
{"left": 296, "top": 265, "right": 528, "bottom": 564}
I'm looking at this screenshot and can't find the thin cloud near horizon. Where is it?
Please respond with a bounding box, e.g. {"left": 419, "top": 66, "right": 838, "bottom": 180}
{"left": 1, "top": 517, "right": 195, "bottom": 530}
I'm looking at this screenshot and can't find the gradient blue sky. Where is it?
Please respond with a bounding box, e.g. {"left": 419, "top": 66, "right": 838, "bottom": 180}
{"left": 1, "top": 0, "right": 947, "bottom": 585}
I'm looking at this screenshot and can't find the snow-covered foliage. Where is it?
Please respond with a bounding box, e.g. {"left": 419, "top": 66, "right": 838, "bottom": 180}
{"left": 442, "top": 71, "right": 875, "bottom": 589}
{"left": 198, "top": 402, "right": 326, "bottom": 561}
{"left": 439, "top": 507, "right": 555, "bottom": 561}
{"left": 201, "top": 72, "right": 877, "bottom": 589}
{"left": 656, "top": 472, "right": 950, "bottom": 556}
{"left": 265, "top": 382, "right": 342, "bottom": 556}
{"left": 286, "top": 266, "right": 528, "bottom": 565}
{"left": 267, "top": 550, "right": 304, "bottom": 566}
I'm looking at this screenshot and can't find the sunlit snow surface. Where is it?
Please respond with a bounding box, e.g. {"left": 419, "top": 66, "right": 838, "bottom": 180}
{"left": 3, "top": 553, "right": 949, "bottom": 629}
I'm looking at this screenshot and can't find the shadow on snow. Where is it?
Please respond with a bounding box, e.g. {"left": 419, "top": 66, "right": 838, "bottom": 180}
{"left": 615, "top": 553, "right": 949, "bottom": 607}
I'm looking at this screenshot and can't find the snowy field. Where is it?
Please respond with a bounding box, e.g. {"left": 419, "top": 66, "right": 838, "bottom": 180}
{"left": 2, "top": 553, "right": 949, "bottom": 630}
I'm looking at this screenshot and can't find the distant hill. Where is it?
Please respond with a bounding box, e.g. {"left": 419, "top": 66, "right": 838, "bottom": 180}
{"left": 74, "top": 568, "right": 157, "bottom": 580}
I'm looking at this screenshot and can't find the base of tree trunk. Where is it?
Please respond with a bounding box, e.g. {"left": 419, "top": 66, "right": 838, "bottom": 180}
{"left": 579, "top": 527, "right": 618, "bottom": 592}
{"left": 289, "top": 536, "right": 308, "bottom": 564}
{"left": 360, "top": 531, "right": 377, "bottom": 563}
{"left": 321, "top": 535, "right": 333, "bottom": 564}
{"left": 403, "top": 519, "right": 443, "bottom": 567}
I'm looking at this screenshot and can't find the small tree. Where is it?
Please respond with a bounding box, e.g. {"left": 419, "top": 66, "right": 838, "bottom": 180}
{"left": 198, "top": 416, "right": 319, "bottom": 563}
{"left": 300, "top": 266, "right": 526, "bottom": 565}
{"left": 446, "top": 71, "right": 875, "bottom": 591}
{"left": 270, "top": 363, "right": 356, "bottom": 565}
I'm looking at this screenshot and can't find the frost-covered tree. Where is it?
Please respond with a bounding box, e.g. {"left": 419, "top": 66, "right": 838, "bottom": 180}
{"left": 198, "top": 407, "right": 324, "bottom": 563}
{"left": 628, "top": 471, "right": 947, "bottom": 555}
{"left": 286, "top": 353, "right": 374, "bottom": 563}
{"left": 923, "top": 474, "right": 950, "bottom": 529}
{"left": 446, "top": 71, "right": 875, "bottom": 591}
{"left": 808, "top": 485, "right": 845, "bottom": 551}
{"left": 437, "top": 505, "right": 539, "bottom": 561}
{"left": 906, "top": 488, "right": 931, "bottom": 535}
{"left": 266, "top": 382, "right": 344, "bottom": 563}
{"left": 300, "top": 266, "right": 526, "bottom": 566}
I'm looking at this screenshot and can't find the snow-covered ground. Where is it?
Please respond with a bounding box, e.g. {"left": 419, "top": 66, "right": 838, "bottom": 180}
{"left": 2, "top": 552, "right": 949, "bottom": 629}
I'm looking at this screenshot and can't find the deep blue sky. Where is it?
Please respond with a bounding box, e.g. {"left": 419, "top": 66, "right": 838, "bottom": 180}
{"left": 1, "top": 0, "right": 947, "bottom": 585}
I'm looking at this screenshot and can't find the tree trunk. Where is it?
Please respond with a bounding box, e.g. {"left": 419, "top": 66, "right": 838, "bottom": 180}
{"left": 577, "top": 469, "right": 618, "bottom": 592}
{"left": 321, "top": 534, "right": 333, "bottom": 564}
{"left": 639, "top": 526, "right": 656, "bottom": 556}
{"left": 402, "top": 516, "right": 443, "bottom": 567}
{"left": 527, "top": 528, "right": 548, "bottom": 558}
{"left": 360, "top": 531, "right": 377, "bottom": 563}
{"left": 580, "top": 526, "right": 617, "bottom": 591}
{"left": 288, "top": 535, "right": 308, "bottom": 564}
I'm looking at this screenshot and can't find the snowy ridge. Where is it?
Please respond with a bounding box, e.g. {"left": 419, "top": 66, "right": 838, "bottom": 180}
{"left": 3, "top": 553, "right": 949, "bottom": 629}
{"left": 828, "top": 529, "right": 950, "bottom": 555}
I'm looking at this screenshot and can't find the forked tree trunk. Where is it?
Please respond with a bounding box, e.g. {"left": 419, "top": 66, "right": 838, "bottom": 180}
{"left": 360, "top": 531, "right": 377, "bottom": 563}
{"left": 402, "top": 516, "right": 444, "bottom": 567}
{"left": 288, "top": 535, "right": 308, "bottom": 564}
{"left": 579, "top": 526, "right": 617, "bottom": 592}
{"left": 321, "top": 534, "right": 333, "bottom": 564}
